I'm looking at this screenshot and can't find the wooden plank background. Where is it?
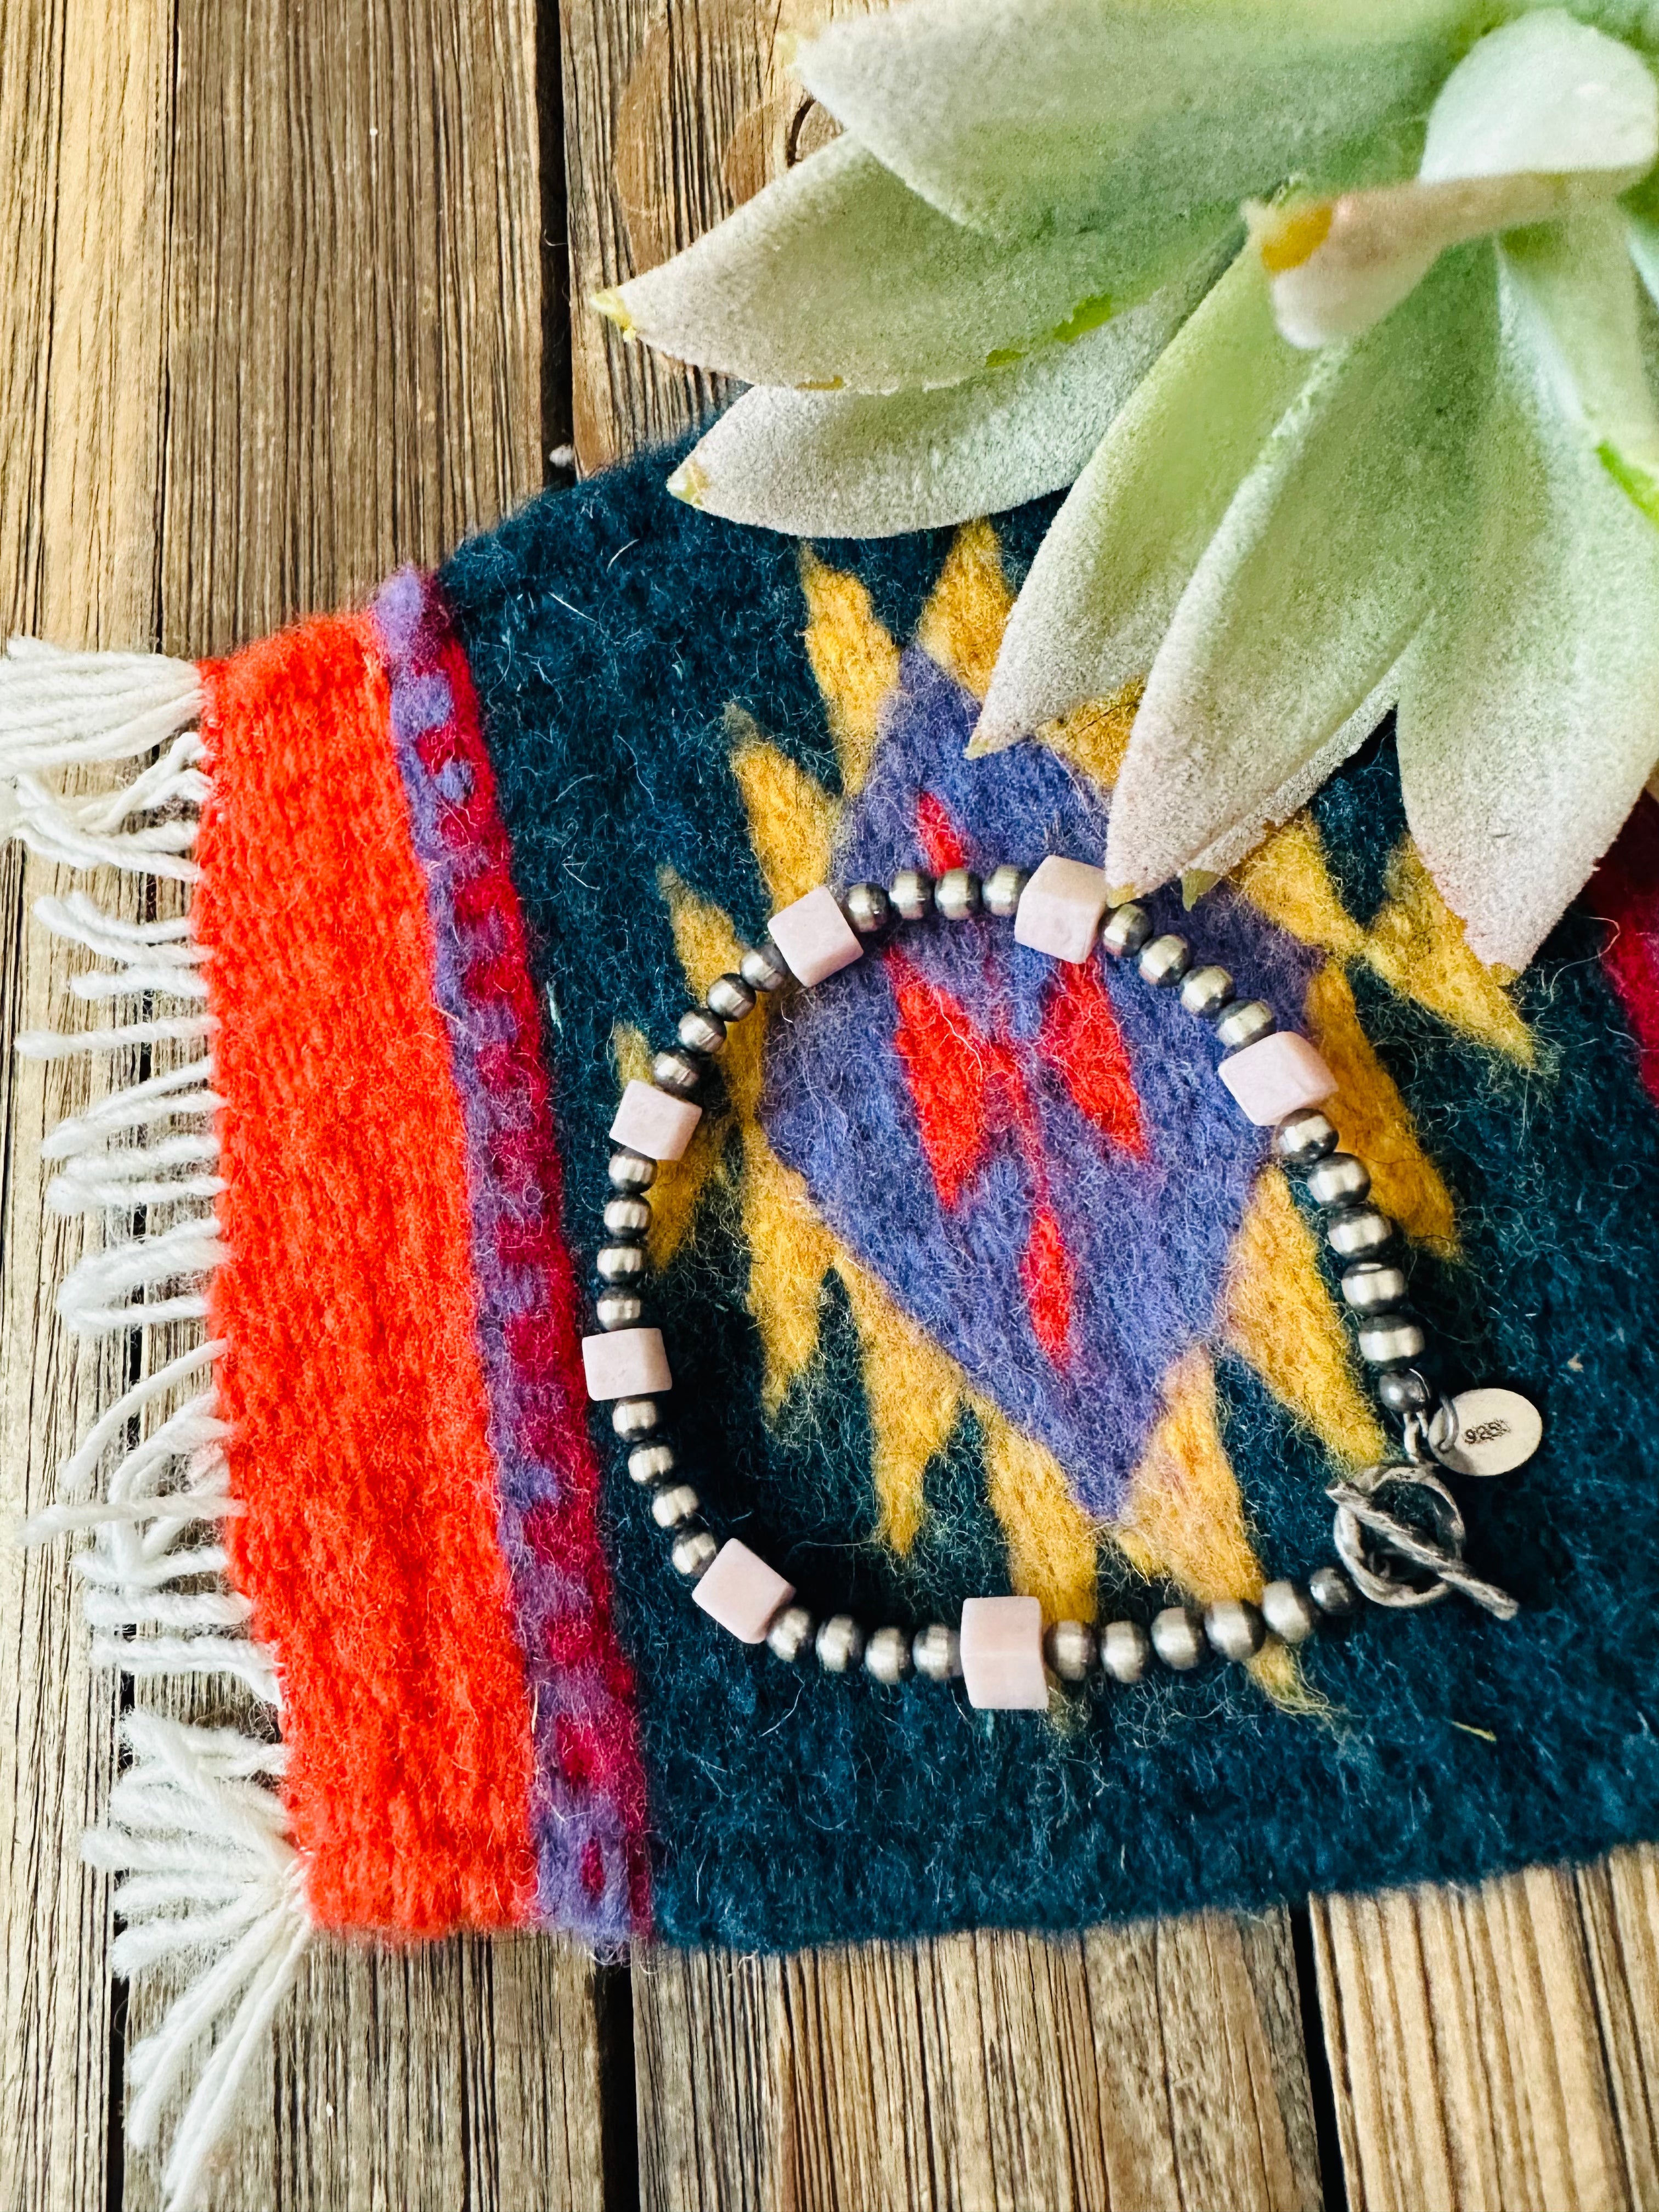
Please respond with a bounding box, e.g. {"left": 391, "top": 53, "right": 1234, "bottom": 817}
{"left": 2, "top": 3, "right": 1658, "bottom": 2207}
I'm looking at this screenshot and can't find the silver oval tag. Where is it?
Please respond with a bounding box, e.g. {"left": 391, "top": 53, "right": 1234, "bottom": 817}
{"left": 1431, "top": 1387, "right": 1542, "bottom": 1478}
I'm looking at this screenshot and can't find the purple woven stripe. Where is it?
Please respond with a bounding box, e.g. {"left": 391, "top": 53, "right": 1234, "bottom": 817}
{"left": 373, "top": 566, "right": 649, "bottom": 1944}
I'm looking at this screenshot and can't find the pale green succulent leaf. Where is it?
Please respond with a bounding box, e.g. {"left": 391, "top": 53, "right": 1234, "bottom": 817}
{"left": 1421, "top": 9, "right": 1657, "bottom": 183}
{"left": 973, "top": 249, "right": 1310, "bottom": 751}
{"left": 1627, "top": 210, "right": 1659, "bottom": 310}
{"left": 1185, "top": 652, "right": 1412, "bottom": 879}
{"left": 1396, "top": 252, "right": 1659, "bottom": 972}
{"left": 668, "top": 256, "right": 1210, "bottom": 537}
{"left": 1102, "top": 246, "right": 1494, "bottom": 896}
{"left": 603, "top": 137, "right": 1218, "bottom": 395}
{"left": 1261, "top": 15, "right": 1658, "bottom": 350}
{"left": 1262, "top": 171, "right": 1641, "bottom": 349}
{"left": 1502, "top": 208, "right": 1659, "bottom": 523}
{"left": 796, "top": 0, "right": 1466, "bottom": 240}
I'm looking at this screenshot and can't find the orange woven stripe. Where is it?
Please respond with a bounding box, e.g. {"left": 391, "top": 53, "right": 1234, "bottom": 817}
{"left": 196, "top": 614, "right": 538, "bottom": 1933}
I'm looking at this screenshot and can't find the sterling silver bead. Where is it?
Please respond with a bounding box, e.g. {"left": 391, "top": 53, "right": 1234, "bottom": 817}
{"left": 678, "top": 1007, "right": 726, "bottom": 1056}
{"left": 1138, "top": 934, "right": 1192, "bottom": 987}
{"left": 1151, "top": 1606, "right": 1205, "bottom": 1671}
{"left": 1309, "top": 1564, "right": 1358, "bottom": 1616}
{"left": 1044, "top": 1620, "right": 1098, "bottom": 1683}
{"left": 652, "top": 1048, "right": 704, "bottom": 1096}
{"left": 845, "top": 881, "right": 893, "bottom": 937}
{"left": 602, "top": 1195, "right": 651, "bottom": 1239}
{"left": 628, "top": 1441, "right": 677, "bottom": 1483}
{"left": 1274, "top": 1107, "right": 1339, "bottom": 1169}
{"left": 608, "top": 1147, "right": 656, "bottom": 1192}
{"left": 1180, "top": 965, "right": 1234, "bottom": 1020}
{"left": 767, "top": 1604, "right": 816, "bottom": 1663}
{"left": 865, "top": 1625, "right": 912, "bottom": 1684}
{"left": 890, "top": 868, "right": 934, "bottom": 921}
{"left": 983, "top": 864, "right": 1029, "bottom": 918}
{"left": 740, "top": 940, "right": 790, "bottom": 993}
{"left": 1204, "top": 1599, "right": 1267, "bottom": 1662}
{"left": 1261, "top": 1579, "right": 1319, "bottom": 1645}
{"left": 671, "top": 1525, "right": 718, "bottom": 1581}
{"left": 1215, "top": 999, "right": 1277, "bottom": 1051}
{"left": 612, "top": 1397, "right": 660, "bottom": 1439}
{"left": 1307, "top": 1152, "right": 1372, "bottom": 1207}
{"left": 1101, "top": 902, "right": 1152, "bottom": 957}
{"left": 1325, "top": 1206, "right": 1394, "bottom": 1259}
{"left": 596, "top": 1291, "right": 645, "bottom": 1331}
{"left": 1378, "top": 1368, "right": 1432, "bottom": 1416}
{"left": 597, "top": 1243, "right": 647, "bottom": 1282}
{"left": 1101, "top": 1620, "right": 1150, "bottom": 1683}
{"left": 1357, "top": 1316, "right": 1427, "bottom": 1367}
{"left": 708, "top": 972, "right": 758, "bottom": 1022}
{"left": 650, "top": 1483, "right": 700, "bottom": 1530}
{"left": 912, "top": 1623, "right": 963, "bottom": 1681}
{"left": 1341, "top": 1261, "right": 1408, "bottom": 1313}
{"left": 935, "top": 867, "right": 982, "bottom": 920}
{"left": 816, "top": 1613, "right": 866, "bottom": 1673}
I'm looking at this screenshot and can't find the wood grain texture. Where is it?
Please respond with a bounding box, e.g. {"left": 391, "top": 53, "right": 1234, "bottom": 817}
{"left": 161, "top": 0, "right": 546, "bottom": 656}
{"left": 633, "top": 1914, "right": 1323, "bottom": 2212}
{"left": 558, "top": 0, "right": 867, "bottom": 473}
{"left": 123, "top": 1934, "right": 608, "bottom": 2212}
{"left": 1313, "top": 1846, "right": 1659, "bottom": 2212}
{"left": 1, "top": 9, "right": 173, "bottom": 2212}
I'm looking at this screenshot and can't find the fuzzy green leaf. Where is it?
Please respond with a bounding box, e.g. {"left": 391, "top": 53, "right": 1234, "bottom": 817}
{"left": 667, "top": 256, "right": 1212, "bottom": 536}
{"left": 797, "top": 0, "right": 1466, "bottom": 241}
{"left": 1627, "top": 209, "right": 1659, "bottom": 309}
{"left": 1103, "top": 246, "right": 1494, "bottom": 897}
{"left": 1501, "top": 207, "right": 1659, "bottom": 524}
{"left": 1187, "top": 654, "right": 1410, "bottom": 879}
{"left": 1261, "top": 15, "right": 1657, "bottom": 349}
{"left": 1419, "top": 10, "right": 1657, "bottom": 185}
{"left": 605, "top": 137, "right": 1214, "bottom": 395}
{"left": 1396, "top": 252, "right": 1659, "bottom": 972}
{"left": 973, "top": 249, "right": 1310, "bottom": 751}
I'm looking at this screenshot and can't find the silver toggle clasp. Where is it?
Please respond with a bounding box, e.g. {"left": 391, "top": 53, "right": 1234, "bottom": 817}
{"left": 1326, "top": 1464, "right": 1519, "bottom": 1621}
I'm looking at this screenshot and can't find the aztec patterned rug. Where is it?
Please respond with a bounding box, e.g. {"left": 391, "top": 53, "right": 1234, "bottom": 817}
{"left": 3, "top": 448, "right": 1658, "bottom": 2202}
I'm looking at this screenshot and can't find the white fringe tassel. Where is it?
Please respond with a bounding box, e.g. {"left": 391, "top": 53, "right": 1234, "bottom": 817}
{"left": 4, "top": 640, "right": 310, "bottom": 2210}
{"left": 86, "top": 1713, "right": 309, "bottom": 2212}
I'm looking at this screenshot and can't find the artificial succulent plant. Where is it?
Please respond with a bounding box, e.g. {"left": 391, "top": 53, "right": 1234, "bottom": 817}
{"left": 602, "top": 2, "right": 1659, "bottom": 970}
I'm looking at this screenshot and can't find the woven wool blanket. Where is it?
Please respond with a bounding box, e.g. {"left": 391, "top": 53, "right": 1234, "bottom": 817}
{"left": 5, "top": 447, "right": 1659, "bottom": 2203}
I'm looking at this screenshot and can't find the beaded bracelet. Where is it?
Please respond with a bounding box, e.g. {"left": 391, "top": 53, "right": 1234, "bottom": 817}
{"left": 580, "top": 857, "right": 1534, "bottom": 1712}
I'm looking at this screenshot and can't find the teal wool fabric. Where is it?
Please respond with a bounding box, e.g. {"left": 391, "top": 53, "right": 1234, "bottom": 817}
{"left": 441, "top": 448, "right": 1659, "bottom": 1951}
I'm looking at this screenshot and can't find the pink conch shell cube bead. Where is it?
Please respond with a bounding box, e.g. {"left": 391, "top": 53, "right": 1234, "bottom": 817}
{"left": 693, "top": 1539, "right": 796, "bottom": 1644}
{"left": 1217, "top": 1031, "right": 1338, "bottom": 1126}
{"left": 959, "top": 1595, "right": 1049, "bottom": 1711}
{"left": 610, "top": 1078, "right": 702, "bottom": 1161}
{"left": 581, "top": 1326, "right": 671, "bottom": 1402}
{"left": 1013, "top": 856, "right": 1113, "bottom": 964}
{"left": 768, "top": 885, "right": 864, "bottom": 986}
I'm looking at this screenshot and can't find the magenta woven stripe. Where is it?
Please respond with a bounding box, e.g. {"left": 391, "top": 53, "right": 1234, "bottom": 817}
{"left": 373, "top": 567, "right": 651, "bottom": 1941}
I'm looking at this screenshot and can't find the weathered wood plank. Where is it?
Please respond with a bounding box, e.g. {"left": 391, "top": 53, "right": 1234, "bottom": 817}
{"left": 633, "top": 1915, "right": 1322, "bottom": 2212}
{"left": 1312, "top": 1844, "right": 1659, "bottom": 2212}
{"left": 1, "top": 11, "right": 173, "bottom": 2212}
{"left": 160, "top": 0, "right": 548, "bottom": 655}
{"left": 558, "top": 0, "right": 732, "bottom": 470}
{"left": 560, "top": 0, "right": 870, "bottom": 471}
